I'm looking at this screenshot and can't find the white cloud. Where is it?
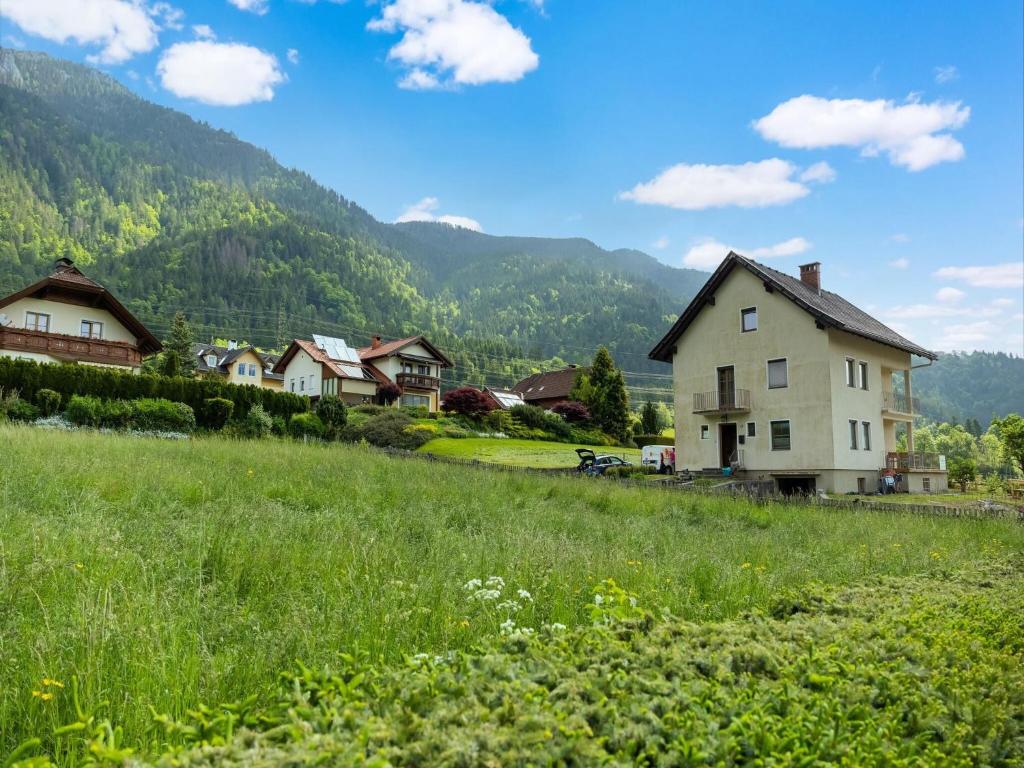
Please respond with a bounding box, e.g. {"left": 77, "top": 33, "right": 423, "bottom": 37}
{"left": 157, "top": 41, "right": 285, "bottom": 106}
{"left": 799, "top": 161, "right": 836, "bottom": 184}
{"left": 368, "top": 0, "right": 539, "bottom": 89}
{"left": 935, "top": 320, "right": 997, "bottom": 348}
{"left": 992, "top": 298, "right": 1015, "bottom": 308}
{"left": 888, "top": 257, "right": 910, "bottom": 269}
{"left": 287, "top": 48, "right": 300, "bottom": 64}
{"left": 227, "top": 0, "right": 268, "bottom": 14}
{"left": 682, "top": 236, "right": 811, "bottom": 269}
{"left": 620, "top": 159, "right": 822, "bottom": 211}
{"left": 933, "top": 262, "right": 1024, "bottom": 289}
{"left": 934, "top": 65, "right": 959, "bottom": 84}
{"left": 0, "top": 0, "right": 164, "bottom": 64}
{"left": 935, "top": 287, "right": 965, "bottom": 303}
{"left": 396, "top": 197, "right": 482, "bottom": 231}
{"left": 651, "top": 236, "right": 670, "bottom": 250}
{"left": 150, "top": 2, "right": 183, "bottom": 29}
{"left": 889, "top": 233, "right": 911, "bottom": 243}
{"left": 883, "top": 302, "right": 1003, "bottom": 320}
{"left": 754, "top": 94, "right": 970, "bottom": 171}
{"left": 192, "top": 24, "right": 215, "bottom": 40}
{"left": 1, "top": 34, "right": 27, "bottom": 48}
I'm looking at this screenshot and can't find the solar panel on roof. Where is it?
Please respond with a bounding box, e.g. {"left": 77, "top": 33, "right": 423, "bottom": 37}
{"left": 313, "top": 334, "right": 361, "bottom": 363}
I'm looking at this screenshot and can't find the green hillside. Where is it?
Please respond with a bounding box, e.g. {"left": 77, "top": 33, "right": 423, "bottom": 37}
{"left": 0, "top": 48, "right": 700, "bottom": 394}
{"left": 913, "top": 351, "right": 1024, "bottom": 425}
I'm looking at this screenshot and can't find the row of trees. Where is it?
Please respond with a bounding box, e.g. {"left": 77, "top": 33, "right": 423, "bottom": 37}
{"left": 902, "top": 415, "right": 1024, "bottom": 491}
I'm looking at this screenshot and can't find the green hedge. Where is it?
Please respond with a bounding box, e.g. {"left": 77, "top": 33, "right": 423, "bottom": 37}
{"left": 632, "top": 433, "right": 673, "bottom": 448}
{"left": 65, "top": 395, "right": 196, "bottom": 433}
{"left": 0, "top": 357, "right": 307, "bottom": 427}
{"left": 24, "top": 561, "right": 1022, "bottom": 765}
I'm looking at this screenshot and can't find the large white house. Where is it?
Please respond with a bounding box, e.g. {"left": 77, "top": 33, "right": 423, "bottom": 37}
{"left": 0, "top": 258, "right": 161, "bottom": 372}
{"left": 649, "top": 253, "right": 947, "bottom": 494}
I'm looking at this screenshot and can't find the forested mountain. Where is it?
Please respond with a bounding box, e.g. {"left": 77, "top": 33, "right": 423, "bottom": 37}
{"left": 0, "top": 48, "right": 703, "bottom": 395}
{"left": 913, "top": 352, "right": 1024, "bottom": 426}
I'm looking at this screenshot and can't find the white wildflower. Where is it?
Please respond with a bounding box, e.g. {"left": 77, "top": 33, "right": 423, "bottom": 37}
{"left": 485, "top": 576, "right": 505, "bottom": 590}
{"left": 497, "top": 600, "right": 522, "bottom": 612}
{"left": 517, "top": 589, "right": 533, "bottom": 602}
{"left": 500, "top": 618, "right": 516, "bottom": 634}
{"left": 549, "top": 623, "right": 567, "bottom": 632}
{"left": 463, "top": 578, "right": 482, "bottom": 591}
{"left": 594, "top": 594, "right": 604, "bottom": 605}
{"left": 469, "top": 588, "right": 501, "bottom": 601}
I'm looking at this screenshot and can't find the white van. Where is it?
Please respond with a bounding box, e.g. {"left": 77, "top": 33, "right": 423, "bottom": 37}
{"left": 641, "top": 444, "right": 675, "bottom": 474}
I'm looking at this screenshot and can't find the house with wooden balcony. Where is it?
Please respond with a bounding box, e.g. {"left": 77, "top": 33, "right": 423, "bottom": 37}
{"left": 0, "top": 258, "right": 161, "bottom": 372}
{"left": 357, "top": 334, "right": 453, "bottom": 412}
{"left": 649, "top": 253, "right": 947, "bottom": 495}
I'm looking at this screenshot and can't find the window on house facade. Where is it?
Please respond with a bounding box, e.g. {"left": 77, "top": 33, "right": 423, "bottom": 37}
{"left": 845, "top": 358, "right": 856, "bottom": 387}
{"left": 741, "top": 307, "right": 758, "bottom": 332}
{"left": 206, "top": 354, "right": 217, "bottom": 368}
{"left": 747, "top": 422, "right": 756, "bottom": 437}
{"left": 80, "top": 320, "right": 103, "bottom": 339}
{"left": 857, "top": 477, "right": 866, "bottom": 494}
{"left": 248, "top": 363, "right": 257, "bottom": 376}
{"left": 770, "top": 420, "right": 791, "bottom": 450}
{"left": 290, "top": 379, "right": 295, "bottom": 392}
{"left": 25, "top": 311, "right": 50, "bottom": 332}
{"left": 700, "top": 425, "right": 709, "bottom": 440}
{"left": 417, "top": 364, "right": 430, "bottom": 375}
{"left": 767, "top": 358, "right": 788, "bottom": 389}
{"left": 922, "top": 477, "right": 931, "bottom": 492}
{"left": 238, "top": 362, "right": 246, "bottom": 375}
{"left": 862, "top": 421, "right": 871, "bottom": 451}
{"left": 849, "top": 419, "right": 859, "bottom": 450}
{"left": 859, "top": 361, "right": 868, "bottom": 390}
{"left": 299, "top": 378, "right": 305, "bottom": 391}
{"left": 402, "top": 393, "right": 430, "bottom": 408}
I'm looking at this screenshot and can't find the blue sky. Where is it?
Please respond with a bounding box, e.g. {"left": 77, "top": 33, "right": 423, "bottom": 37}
{"left": 2, "top": 0, "right": 1022, "bottom": 354}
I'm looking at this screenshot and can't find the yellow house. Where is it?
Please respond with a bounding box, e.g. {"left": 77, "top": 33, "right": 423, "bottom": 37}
{"left": 193, "top": 342, "right": 284, "bottom": 391}
{"left": 0, "top": 258, "right": 161, "bottom": 371}
{"left": 649, "top": 253, "right": 947, "bottom": 495}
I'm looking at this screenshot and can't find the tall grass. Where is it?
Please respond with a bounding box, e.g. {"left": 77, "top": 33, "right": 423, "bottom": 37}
{"left": 2, "top": 424, "right": 1021, "bottom": 758}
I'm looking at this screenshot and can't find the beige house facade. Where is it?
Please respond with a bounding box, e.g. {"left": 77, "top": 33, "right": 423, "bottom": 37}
{"left": 194, "top": 342, "right": 284, "bottom": 391}
{"left": 649, "top": 254, "right": 947, "bottom": 495}
{"left": 0, "top": 259, "right": 161, "bottom": 371}
{"left": 357, "top": 335, "right": 453, "bottom": 412}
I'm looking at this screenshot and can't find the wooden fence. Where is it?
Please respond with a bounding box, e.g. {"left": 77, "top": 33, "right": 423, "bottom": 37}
{"left": 385, "top": 447, "right": 1024, "bottom": 522}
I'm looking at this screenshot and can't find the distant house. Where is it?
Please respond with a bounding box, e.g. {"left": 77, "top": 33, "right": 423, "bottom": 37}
{"left": 649, "top": 253, "right": 947, "bottom": 494}
{"left": 357, "top": 335, "right": 453, "bottom": 412}
{"left": 193, "top": 341, "right": 284, "bottom": 391}
{"left": 482, "top": 387, "right": 525, "bottom": 410}
{"left": 274, "top": 335, "right": 383, "bottom": 405}
{"left": 512, "top": 365, "right": 584, "bottom": 410}
{"left": 0, "top": 258, "right": 161, "bottom": 372}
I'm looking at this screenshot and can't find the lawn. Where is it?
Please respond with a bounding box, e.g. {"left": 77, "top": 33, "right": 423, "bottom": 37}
{"left": 2, "top": 424, "right": 1022, "bottom": 762}
{"left": 417, "top": 436, "right": 641, "bottom": 468}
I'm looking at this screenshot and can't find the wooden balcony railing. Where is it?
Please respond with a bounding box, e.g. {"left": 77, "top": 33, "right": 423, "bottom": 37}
{"left": 0, "top": 326, "right": 141, "bottom": 366}
{"left": 886, "top": 452, "right": 945, "bottom": 471}
{"left": 882, "top": 391, "right": 919, "bottom": 415}
{"left": 396, "top": 372, "right": 440, "bottom": 390}
{"left": 693, "top": 388, "right": 751, "bottom": 414}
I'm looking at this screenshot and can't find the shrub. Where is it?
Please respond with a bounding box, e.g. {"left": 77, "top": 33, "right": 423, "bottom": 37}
{"left": 441, "top": 387, "right": 494, "bottom": 418}
{"left": 948, "top": 457, "right": 977, "bottom": 492}
{"left": 240, "top": 405, "right": 273, "bottom": 439}
{"left": 99, "top": 399, "right": 135, "bottom": 430}
{"left": 131, "top": 399, "right": 196, "bottom": 433}
{"left": 6, "top": 398, "right": 40, "bottom": 422}
{"left": 271, "top": 415, "right": 288, "bottom": 437}
{"left": 510, "top": 403, "right": 548, "bottom": 429}
{"left": 289, "top": 412, "right": 326, "bottom": 440}
{"left": 65, "top": 395, "right": 102, "bottom": 427}
{"left": 377, "top": 382, "right": 401, "bottom": 406}
{"left": 604, "top": 464, "right": 657, "bottom": 478}
{"left": 400, "top": 405, "right": 430, "bottom": 419}
{"left": 551, "top": 400, "right": 590, "bottom": 423}
{"left": 203, "top": 398, "right": 235, "bottom": 431}
{"left": 353, "top": 404, "right": 385, "bottom": 416}
{"left": 315, "top": 396, "right": 347, "bottom": 440}
{"left": 483, "top": 408, "right": 513, "bottom": 434}
{"left": 343, "top": 411, "right": 433, "bottom": 450}
{"left": 633, "top": 434, "right": 671, "bottom": 448}
{"left": 35, "top": 388, "right": 61, "bottom": 417}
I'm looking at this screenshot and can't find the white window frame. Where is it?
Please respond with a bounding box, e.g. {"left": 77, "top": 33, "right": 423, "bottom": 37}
{"left": 766, "top": 358, "right": 788, "bottom": 390}
{"left": 845, "top": 358, "right": 856, "bottom": 387}
{"left": 25, "top": 311, "right": 50, "bottom": 332}
{"left": 770, "top": 420, "right": 791, "bottom": 451}
{"left": 700, "top": 425, "right": 709, "bottom": 440}
{"left": 248, "top": 363, "right": 257, "bottom": 376}
{"left": 206, "top": 354, "right": 217, "bottom": 368}
{"left": 80, "top": 319, "right": 103, "bottom": 339}
{"left": 741, "top": 307, "right": 758, "bottom": 333}
{"left": 858, "top": 361, "right": 868, "bottom": 390}
{"left": 849, "top": 419, "right": 859, "bottom": 450}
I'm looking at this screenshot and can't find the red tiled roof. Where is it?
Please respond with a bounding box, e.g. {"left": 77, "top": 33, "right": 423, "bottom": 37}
{"left": 512, "top": 366, "right": 585, "bottom": 402}
{"left": 358, "top": 335, "right": 454, "bottom": 367}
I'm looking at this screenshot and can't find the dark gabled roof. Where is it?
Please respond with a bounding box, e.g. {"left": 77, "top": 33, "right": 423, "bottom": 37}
{"left": 512, "top": 366, "right": 586, "bottom": 401}
{"left": 649, "top": 252, "right": 936, "bottom": 362}
{"left": 357, "top": 335, "right": 454, "bottom": 368}
{"left": 0, "top": 261, "right": 162, "bottom": 355}
{"left": 193, "top": 343, "right": 284, "bottom": 380}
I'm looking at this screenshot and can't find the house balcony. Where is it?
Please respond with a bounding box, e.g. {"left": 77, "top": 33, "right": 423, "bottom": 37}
{"left": 885, "top": 452, "right": 945, "bottom": 472}
{"left": 0, "top": 326, "right": 141, "bottom": 367}
{"left": 882, "top": 391, "right": 919, "bottom": 417}
{"left": 396, "top": 372, "right": 440, "bottom": 390}
{"left": 693, "top": 388, "right": 751, "bottom": 415}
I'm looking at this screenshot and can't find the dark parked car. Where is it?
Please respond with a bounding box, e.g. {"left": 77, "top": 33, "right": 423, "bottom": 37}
{"left": 575, "top": 448, "right": 633, "bottom": 476}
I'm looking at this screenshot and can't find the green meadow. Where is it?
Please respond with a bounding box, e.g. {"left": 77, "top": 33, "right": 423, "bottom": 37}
{"left": 417, "top": 436, "right": 642, "bottom": 467}
{"left": 2, "top": 424, "right": 1022, "bottom": 761}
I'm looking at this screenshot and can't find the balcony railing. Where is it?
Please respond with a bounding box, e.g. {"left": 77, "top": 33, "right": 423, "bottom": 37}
{"left": 882, "top": 391, "right": 919, "bottom": 415}
{"left": 693, "top": 388, "right": 751, "bottom": 414}
{"left": 886, "top": 452, "right": 945, "bottom": 471}
{"left": 396, "top": 372, "right": 440, "bottom": 390}
{"left": 0, "top": 326, "right": 141, "bottom": 366}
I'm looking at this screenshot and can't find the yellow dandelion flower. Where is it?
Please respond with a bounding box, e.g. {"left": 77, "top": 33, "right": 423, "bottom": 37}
{"left": 31, "top": 690, "right": 42, "bottom": 698}
{"left": 40, "top": 692, "right": 54, "bottom": 701}
{"left": 740, "top": 562, "right": 752, "bottom": 569}
{"left": 460, "top": 619, "right": 470, "bottom": 629}
{"left": 42, "top": 678, "right": 64, "bottom": 688}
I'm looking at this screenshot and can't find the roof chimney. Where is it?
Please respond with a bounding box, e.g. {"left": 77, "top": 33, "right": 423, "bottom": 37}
{"left": 54, "top": 257, "right": 74, "bottom": 271}
{"left": 227, "top": 339, "right": 237, "bottom": 350}
{"left": 371, "top": 335, "right": 382, "bottom": 349}
{"left": 799, "top": 262, "right": 821, "bottom": 292}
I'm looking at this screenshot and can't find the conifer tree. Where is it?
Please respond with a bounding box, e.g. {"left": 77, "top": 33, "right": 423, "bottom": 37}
{"left": 588, "top": 346, "right": 630, "bottom": 441}
{"left": 166, "top": 312, "right": 196, "bottom": 376}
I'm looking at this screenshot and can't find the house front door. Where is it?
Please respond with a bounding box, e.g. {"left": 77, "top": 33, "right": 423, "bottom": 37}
{"left": 717, "top": 366, "right": 735, "bottom": 409}
{"left": 720, "top": 423, "right": 737, "bottom": 468}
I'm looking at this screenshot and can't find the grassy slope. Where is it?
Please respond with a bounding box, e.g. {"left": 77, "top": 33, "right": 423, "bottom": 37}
{"left": 2, "top": 424, "right": 1022, "bottom": 757}
{"left": 418, "top": 437, "right": 641, "bottom": 468}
